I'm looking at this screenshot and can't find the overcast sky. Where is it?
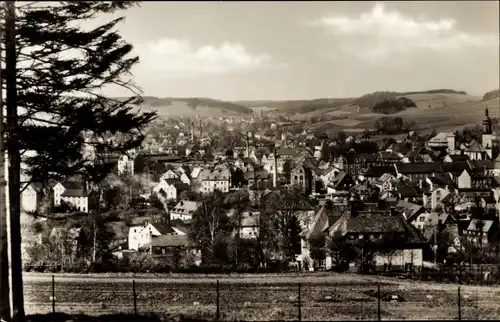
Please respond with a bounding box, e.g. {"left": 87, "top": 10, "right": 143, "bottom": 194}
{"left": 102, "top": 1, "right": 499, "bottom": 101}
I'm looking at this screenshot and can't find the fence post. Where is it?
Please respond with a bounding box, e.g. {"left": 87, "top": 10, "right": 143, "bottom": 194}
{"left": 52, "top": 274, "right": 55, "bottom": 314}
{"left": 377, "top": 284, "right": 381, "bottom": 321}
{"left": 298, "top": 283, "right": 302, "bottom": 322}
{"left": 216, "top": 280, "right": 220, "bottom": 321}
{"left": 133, "top": 280, "right": 137, "bottom": 315}
{"left": 457, "top": 286, "right": 461, "bottom": 321}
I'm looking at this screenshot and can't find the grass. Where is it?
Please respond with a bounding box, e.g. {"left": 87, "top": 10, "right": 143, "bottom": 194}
{"left": 24, "top": 272, "right": 500, "bottom": 321}
{"left": 300, "top": 93, "right": 500, "bottom": 134}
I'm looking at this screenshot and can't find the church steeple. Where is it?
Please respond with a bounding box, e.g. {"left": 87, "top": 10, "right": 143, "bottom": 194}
{"left": 483, "top": 106, "right": 492, "bottom": 135}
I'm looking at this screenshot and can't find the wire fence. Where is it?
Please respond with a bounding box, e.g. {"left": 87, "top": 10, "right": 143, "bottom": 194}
{"left": 24, "top": 275, "right": 500, "bottom": 321}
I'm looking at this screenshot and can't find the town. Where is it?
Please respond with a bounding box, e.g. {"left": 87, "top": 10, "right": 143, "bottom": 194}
{"left": 20, "top": 107, "right": 500, "bottom": 280}
{"left": 1, "top": 1, "right": 499, "bottom": 321}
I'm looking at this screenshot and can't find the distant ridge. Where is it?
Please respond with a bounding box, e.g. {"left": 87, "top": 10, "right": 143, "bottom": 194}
{"left": 114, "top": 89, "right": 483, "bottom": 117}
{"left": 483, "top": 89, "right": 500, "bottom": 101}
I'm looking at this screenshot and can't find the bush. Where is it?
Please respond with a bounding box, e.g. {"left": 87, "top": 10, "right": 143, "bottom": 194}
{"left": 372, "top": 97, "right": 417, "bottom": 114}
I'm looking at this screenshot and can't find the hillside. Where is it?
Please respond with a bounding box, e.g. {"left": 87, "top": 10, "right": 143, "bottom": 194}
{"left": 354, "top": 89, "right": 467, "bottom": 109}
{"left": 238, "top": 89, "right": 468, "bottom": 115}
{"left": 115, "top": 89, "right": 497, "bottom": 132}
{"left": 118, "top": 96, "right": 254, "bottom": 118}
{"left": 483, "top": 89, "right": 500, "bottom": 101}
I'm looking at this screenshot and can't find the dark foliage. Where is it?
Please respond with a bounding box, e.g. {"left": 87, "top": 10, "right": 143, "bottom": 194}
{"left": 374, "top": 116, "right": 416, "bottom": 134}
{"left": 482, "top": 89, "right": 500, "bottom": 101}
{"left": 11, "top": 1, "right": 157, "bottom": 189}
{"left": 371, "top": 97, "right": 417, "bottom": 114}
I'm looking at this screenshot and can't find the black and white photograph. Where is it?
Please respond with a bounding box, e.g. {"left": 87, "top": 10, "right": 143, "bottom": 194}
{"left": 0, "top": 1, "right": 499, "bottom": 321}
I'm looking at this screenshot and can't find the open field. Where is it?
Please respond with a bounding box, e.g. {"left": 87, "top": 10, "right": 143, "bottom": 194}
{"left": 130, "top": 90, "right": 500, "bottom": 134}
{"left": 24, "top": 272, "right": 500, "bottom": 321}
{"left": 303, "top": 94, "right": 500, "bottom": 134}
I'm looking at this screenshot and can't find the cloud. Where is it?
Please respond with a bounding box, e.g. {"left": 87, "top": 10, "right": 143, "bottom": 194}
{"left": 136, "top": 38, "right": 287, "bottom": 78}
{"left": 311, "top": 3, "right": 497, "bottom": 64}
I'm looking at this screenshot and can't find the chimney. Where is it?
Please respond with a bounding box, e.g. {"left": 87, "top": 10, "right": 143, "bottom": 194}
{"left": 273, "top": 147, "right": 278, "bottom": 188}
{"left": 246, "top": 134, "right": 250, "bottom": 158}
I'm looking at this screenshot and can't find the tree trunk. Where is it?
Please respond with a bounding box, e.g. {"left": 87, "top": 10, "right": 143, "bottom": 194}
{"left": 0, "top": 11, "right": 11, "bottom": 319}
{"left": 5, "top": 2, "right": 26, "bottom": 319}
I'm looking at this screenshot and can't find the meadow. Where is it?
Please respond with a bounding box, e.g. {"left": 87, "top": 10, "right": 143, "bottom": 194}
{"left": 24, "top": 272, "right": 500, "bottom": 321}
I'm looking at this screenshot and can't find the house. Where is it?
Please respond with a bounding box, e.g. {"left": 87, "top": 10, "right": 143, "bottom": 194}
{"left": 457, "top": 169, "right": 495, "bottom": 189}
{"left": 427, "top": 187, "right": 453, "bottom": 210}
{"left": 425, "top": 173, "right": 455, "bottom": 191}
{"left": 300, "top": 202, "right": 344, "bottom": 269}
{"left": 328, "top": 211, "right": 426, "bottom": 272}
{"left": 199, "top": 166, "right": 231, "bottom": 193}
{"left": 394, "top": 162, "right": 441, "bottom": 181}
{"left": 426, "top": 212, "right": 454, "bottom": 227}
{"left": 52, "top": 181, "right": 98, "bottom": 213}
{"left": 234, "top": 210, "right": 260, "bottom": 239}
{"left": 149, "top": 234, "right": 201, "bottom": 265}
{"left": 464, "top": 219, "right": 498, "bottom": 247}
{"left": 319, "top": 166, "right": 340, "bottom": 187}
{"left": 290, "top": 164, "right": 314, "bottom": 195}
{"left": 159, "top": 168, "right": 179, "bottom": 181}
{"left": 395, "top": 200, "right": 425, "bottom": 222}
{"left": 154, "top": 178, "right": 190, "bottom": 201}
{"left": 375, "top": 173, "right": 398, "bottom": 192}
{"left": 350, "top": 182, "right": 379, "bottom": 202}
{"left": 21, "top": 182, "right": 44, "bottom": 212}
{"left": 262, "top": 153, "right": 286, "bottom": 174}
{"left": 128, "top": 225, "right": 145, "bottom": 251}
{"left": 411, "top": 211, "right": 432, "bottom": 231}
{"left": 159, "top": 167, "right": 191, "bottom": 185}
{"left": 170, "top": 200, "right": 199, "bottom": 221}
{"left": 361, "top": 166, "right": 397, "bottom": 184}
{"left": 395, "top": 184, "right": 421, "bottom": 203}
{"left": 345, "top": 153, "right": 379, "bottom": 176}
{"left": 427, "top": 132, "right": 456, "bottom": 150}
{"left": 463, "top": 139, "right": 489, "bottom": 161}
{"left": 128, "top": 221, "right": 184, "bottom": 251}
{"left": 117, "top": 149, "right": 137, "bottom": 175}
{"left": 326, "top": 172, "right": 356, "bottom": 195}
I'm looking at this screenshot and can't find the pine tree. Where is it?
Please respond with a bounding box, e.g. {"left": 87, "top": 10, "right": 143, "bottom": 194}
{"left": 1, "top": 2, "right": 156, "bottom": 320}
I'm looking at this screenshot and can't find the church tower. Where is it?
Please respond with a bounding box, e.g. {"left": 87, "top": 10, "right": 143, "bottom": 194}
{"left": 482, "top": 106, "right": 493, "bottom": 159}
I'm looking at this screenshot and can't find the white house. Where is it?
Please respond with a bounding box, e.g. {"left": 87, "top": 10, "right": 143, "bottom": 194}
{"left": 375, "top": 173, "right": 398, "bottom": 192}
{"left": 52, "top": 182, "right": 96, "bottom": 213}
{"left": 117, "top": 149, "right": 137, "bottom": 175}
{"left": 320, "top": 167, "right": 340, "bottom": 188}
{"left": 170, "top": 200, "right": 199, "bottom": 221}
{"left": 230, "top": 210, "right": 260, "bottom": 239}
{"left": 199, "top": 166, "right": 231, "bottom": 194}
{"left": 128, "top": 221, "right": 185, "bottom": 251}
{"left": 21, "top": 183, "right": 44, "bottom": 212}
{"left": 128, "top": 225, "right": 144, "bottom": 251}
{"left": 154, "top": 179, "right": 190, "bottom": 201}
{"left": 159, "top": 169, "right": 179, "bottom": 181}
{"left": 411, "top": 212, "right": 431, "bottom": 231}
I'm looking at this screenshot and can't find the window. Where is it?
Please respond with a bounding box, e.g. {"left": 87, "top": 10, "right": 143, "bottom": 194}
{"left": 420, "top": 216, "right": 426, "bottom": 222}
{"left": 358, "top": 234, "right": 363, "bottom": 239}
